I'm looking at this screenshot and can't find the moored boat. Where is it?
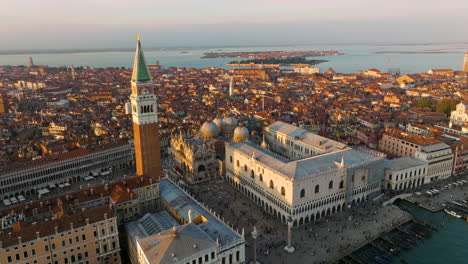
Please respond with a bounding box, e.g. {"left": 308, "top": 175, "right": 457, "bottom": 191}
{"left": 444, "top": 209, "right": 462, "bottom": 218}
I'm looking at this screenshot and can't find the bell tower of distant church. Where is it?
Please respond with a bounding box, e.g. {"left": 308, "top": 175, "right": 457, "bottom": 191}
{"left": 130, "top": 35, "right": 162, "bottom": 180}
{"left": 463, "top": 49, "right": 468, "bottom": 72}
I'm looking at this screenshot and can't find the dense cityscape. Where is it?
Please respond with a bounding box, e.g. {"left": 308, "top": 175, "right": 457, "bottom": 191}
{"left": 0, "top": 37, "right": 466, "bottom": 264}
{"left": 1, "top": 0, "right": 468, "bottom": 262}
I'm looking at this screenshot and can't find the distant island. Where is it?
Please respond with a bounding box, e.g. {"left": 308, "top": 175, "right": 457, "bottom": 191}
{"left": 201, "top": 50, "right": 343, "bottom": 59}
{"left": 228, "top": 57, "right": 327, "bottom": 66}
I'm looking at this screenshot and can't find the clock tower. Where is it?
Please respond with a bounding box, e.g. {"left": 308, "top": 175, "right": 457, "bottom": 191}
{"left": 130, "top": 35, "right": 161, "bottom": 180}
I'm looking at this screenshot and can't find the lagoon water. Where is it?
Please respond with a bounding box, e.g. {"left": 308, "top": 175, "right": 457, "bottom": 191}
{"left": 1, "top": 43, "right": 467, "bottom": 74}
{"left": 393, "top": 200, "right": 468, "bottom": 264}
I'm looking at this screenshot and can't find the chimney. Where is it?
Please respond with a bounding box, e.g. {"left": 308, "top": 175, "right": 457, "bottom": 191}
{"left": 79, "top": 185, "right": 82, "bottom": 190}
{"left": 100, "top": 193, "right": 104, "bottom": 198}
{"left": 150, "top": 179, "right": 153, "bottom": 184}
{"left": 32, "top": 222, "right": 37, "bottom": 226}
{"left": 17, "top": 237, "right": 22, "bottom": 244}
{"left": 104, "top": 213, "right": 107, "bottom": 220}
{"left": 0, "top": 241, "right": 2, "bottom": 249}
{"left": 90, "top": 188, "right": 94, "bottom": 195}
{"left": 54, "top": 226, "right": 58, "bottom": 234}
{"left": 40, "top": 202, "right": 43, "bottom": 207}
{"left": 65, "top": 195, "right": 69, "bottom": 201}
{"left": 127, "top": 188, "right": 130, "bottom": 193}
{"left": 81, "top": 207, "right": 85, "bottom": 212}
{"left": 36, "top": 231, "right": 40, "bottom": 239}
{"left": 104, "top": 184, "right": 108, "bottom": 191}
{"left": 85, "top": 218, "right": 90, "bottom": 225}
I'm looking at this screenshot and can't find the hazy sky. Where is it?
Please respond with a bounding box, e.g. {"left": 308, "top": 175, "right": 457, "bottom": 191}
{"left": 1, "top": 0, "right": 467, "bottom": 50}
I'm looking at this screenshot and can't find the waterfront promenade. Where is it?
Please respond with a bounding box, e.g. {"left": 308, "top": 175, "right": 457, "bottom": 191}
{"left": 164, "top": 162, "right": 467, "bottom": 264}
{"left": 405, "top": 179, "right": 468, "bottom": 212}
{"left": 189, "top": 180, "right": 410, "bottom": 264}
{"left": 391, "top": 174, "right": 468, "bottom": 212}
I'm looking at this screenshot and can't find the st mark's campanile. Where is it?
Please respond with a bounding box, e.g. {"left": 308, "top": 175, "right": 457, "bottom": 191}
{"left": 130, "top": 35, "right": 162, "bottom": 180}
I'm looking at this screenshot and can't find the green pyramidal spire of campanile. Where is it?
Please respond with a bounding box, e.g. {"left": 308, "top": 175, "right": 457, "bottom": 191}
{"left": 131, "top": 34, "right": 152, "bottom": 83}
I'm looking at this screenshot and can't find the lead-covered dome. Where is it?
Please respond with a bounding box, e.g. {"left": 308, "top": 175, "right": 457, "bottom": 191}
{"left": 233, "top": 124, "right": 249, "bottom": 143}
{"left": 222, "top": 116, "right": 238, "bottom": 137}
{"left": 223, "top": 116, "right": 238, "bottom": 126}
{"left": 200, "top": 121, "right": 219, "bottom": 139}
{"left": 213, "top": 117, "right": 224, "bottom": 133}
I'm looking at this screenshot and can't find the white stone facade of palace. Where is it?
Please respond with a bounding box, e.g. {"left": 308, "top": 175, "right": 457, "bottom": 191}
{"left": 225, "top": 121, "right": 385, "bottom": 226}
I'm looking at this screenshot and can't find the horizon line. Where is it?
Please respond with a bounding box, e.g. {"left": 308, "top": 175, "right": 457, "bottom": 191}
{"left": 1, "top": 41, "right": 468, "bottom": 55}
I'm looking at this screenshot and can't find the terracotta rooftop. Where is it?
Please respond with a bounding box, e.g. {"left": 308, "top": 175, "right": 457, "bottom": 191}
{"left": 0, "top": 206, "right": 114, "bottom": 248}
{"left": 384, "top": 129, "right": 442, "bottom": 146}
{"left": 0, "top": 140, "right": 129, "bottom": 175}
{"left": 0, "top": 175, "right": 156, "bottom": 218}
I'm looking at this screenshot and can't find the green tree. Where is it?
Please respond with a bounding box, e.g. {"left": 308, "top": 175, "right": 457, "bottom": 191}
{"left": 417, "top": 98, "right": 432, "bottom": 108}
{"left": 436, "top": 99, "right": 458, "bottom": 117}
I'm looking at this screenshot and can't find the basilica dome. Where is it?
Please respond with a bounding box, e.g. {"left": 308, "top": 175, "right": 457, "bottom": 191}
{"left": 233, "top": 124, "right": 249, "bottom": 143}
{"left": 223, "top": 116, "right": 238, "bottom": 126}
{"left": 222, "top": 116, "right": 238, "bottom": 137}
{"left": 213, "top": 117, "right": 224, "bottom": 133}
{"left": 200, "top": 121, "right": 219, "bottom": 139}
